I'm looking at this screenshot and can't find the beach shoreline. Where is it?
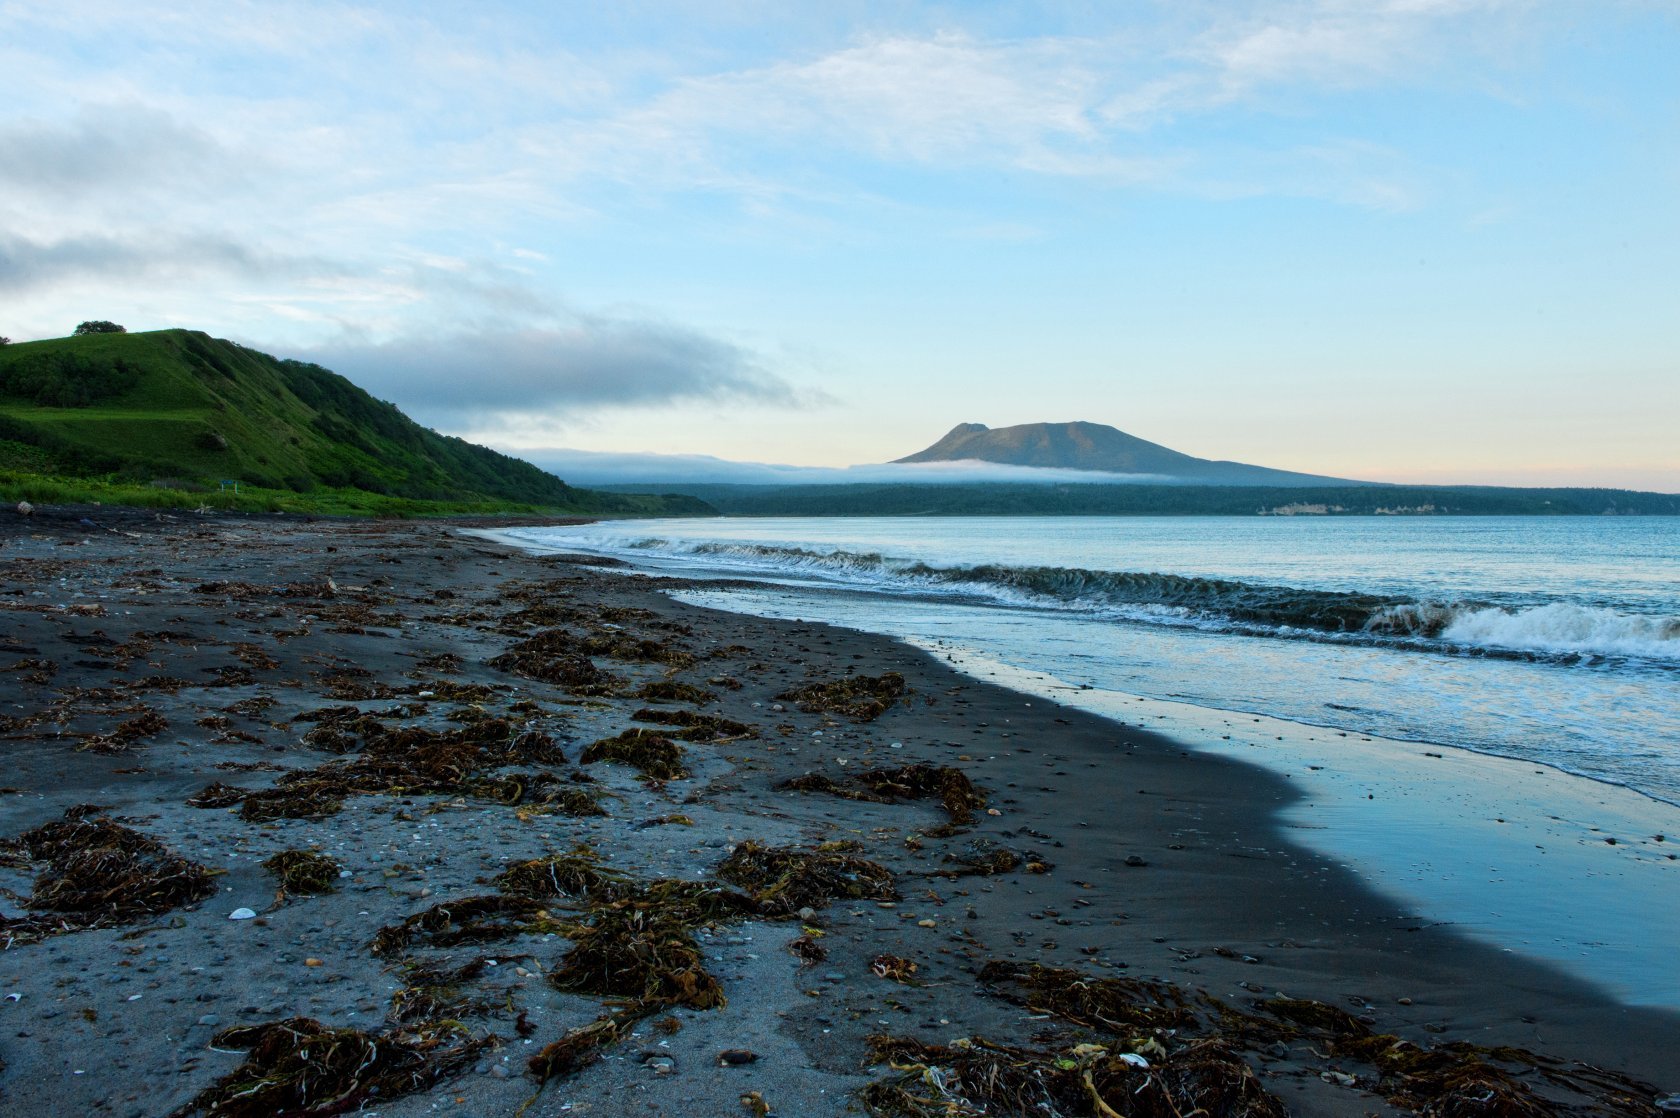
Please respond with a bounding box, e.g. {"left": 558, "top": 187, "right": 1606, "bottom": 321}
{"left": 2, "top": 509, "right": 1675, "bottom": 1116}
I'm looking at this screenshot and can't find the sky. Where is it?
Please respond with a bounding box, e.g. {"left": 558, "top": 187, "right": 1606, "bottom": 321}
{"left": 2, "top": 1, "right": 1677, "bottom": 490}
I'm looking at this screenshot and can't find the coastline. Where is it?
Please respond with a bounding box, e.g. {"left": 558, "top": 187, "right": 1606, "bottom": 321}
{"left": 1, "top": 511, "right": 1674, "bottom": 1115}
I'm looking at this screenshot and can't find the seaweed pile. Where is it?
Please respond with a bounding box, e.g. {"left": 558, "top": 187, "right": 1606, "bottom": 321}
{"left": 166, "top": 1017, "right": 493, "bottom": 1118}
{"left": 630, "top": 706, "right": 755, "bottom": 742}
{"left": 187, "top": 714, "right": 597, "bottom": 821}
{"left": 718, "top": 840, "right": 899, "bottom": 917}
{"left": 579, "top": 728, "right": 689, "bottom": 781}
{"left": 782, "top": 763, "right": 986, "bottom": 833}
{"left": 859, "top": 961, "right": 1661, "bottom": 1117}
{"left": 0, "top": 805, "right": 216, "bottom": 946}
{"left": 262, "top": 849, "right": 341, "bottom": 897}
{"left": 777, "top": 671, "right": 906, "bottom": 722}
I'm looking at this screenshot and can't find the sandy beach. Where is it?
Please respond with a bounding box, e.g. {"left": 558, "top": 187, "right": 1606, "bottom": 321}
{"left": 2, "top": 507, "right": 1676, "bottom": 1117}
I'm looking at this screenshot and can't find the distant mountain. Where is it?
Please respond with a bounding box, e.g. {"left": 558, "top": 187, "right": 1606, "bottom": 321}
{"left": 895, "top": 421, "right": 1358, "bottom": 486}
{"left": 0, "top": 329, "right": 710, "bottom": 515}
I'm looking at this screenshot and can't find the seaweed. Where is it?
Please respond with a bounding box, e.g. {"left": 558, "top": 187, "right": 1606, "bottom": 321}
{"left": 167, "top": 1017, "right": 492, "bottom": 1118}
{"left": 389, "top": 957, "right": 492, "bottom": 1024}
{"left": 871, "top": 954, "right": 918, "bottom": 983}
{"left": 528, "top": 1008, "right": 648, "bottom": 1081}
{"left": 718, "top": 840, "right": 897, "bottom": 917}
{"left": 487, "top": 630, "right": 623, "bottom": 695}
{"left": 777, "top": 671, "right": 906, "bottom": 722}
{"left": 370, "top": 895, "right": 553, "bottom": 958}
{"left": 186, "top": 782, "right": 251, "bottom": 809}
{"left": 547, "top": 905, "right": 725, "bottom": 1008}
{"left": 939, "top": 838, "right": 1022, "bottom": 876}
{"left": 979, "top": 961, "right": 1197, "bottom": 1032}
{"left": 580, "top": 729, "right": 688, "bottom": 781}
{"left": 0, "top": 806, "right": 216, "bottom": 946}
{"left": 861, "top": 1034, "right": 1287, "bottom": 1118}
{"left": 633, "top": 680, "right": 717, "bottom": 706}
{"left": 631, "top": 707, "right": 755, "bottom": 742}
{"left": 79, "top": 708, "right": 169, "bottom": 753}
{"left": 782, "top": 763, "right": 985, "bottom": 830}
{"left": 493, "top": 855, "right": 632, "bottom": 903}
{"left": 263, "top": 849, "right": 341, "bottom": 896}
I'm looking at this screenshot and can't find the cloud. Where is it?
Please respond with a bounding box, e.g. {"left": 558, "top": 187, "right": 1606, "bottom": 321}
{"left": 0, "top": 231, "right": 328, "bottom": 293}
{"left": 300, "top": 317, "right": 804, "bottom": 418}
{"left": 0, "top": 104, "right": 230, "bottom": 197}
{"left": 516, "top": 447, "right": 1175, "bottom": 487}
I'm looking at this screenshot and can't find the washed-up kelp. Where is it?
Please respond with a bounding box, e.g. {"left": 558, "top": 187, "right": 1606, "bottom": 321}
{"left": 262, "top": 849, "right": 341, "bottom": 896}
{"left": 718, "top": 840, "right": 898, "bottom": 917}
{"left": 633, "top": 680, "right": 717, "bottom": 705}
{"left": 1254, "top": 997, "right": 1649, "bottom": 1117}
{"left": 979, "top": 961, "right": 1196, "bottom": 1032}
{"left": 190, "top": 717, "right": 576, "bottom": 820}
{"left": 782, "top": 763, "right": 986, "bottom": 831}
{"left": 389, "top": 958, "right": 493, "bottom": 1024}
{"left": 528, "top": 1008, "right": 647, "bottom": 1082}
{"left": 0, "top": 806, "right": 216, "bottom": 945}
{"left": 167, "top": 1017, "right": 492, "bottom": 1118}
{"left": 370, "top": 895, "right": 553, "bottom": 958}
{"left": 494, "top": 855, "right": 633, "bottom": 903}
{"left": 862, "top": 1034, "right": 1287, "bottom": 1118}
{"left": 776, "top": 671, "right": 906, "bottom": 722}
{"left": 579, "top": 729, "right": 688, "bottom": 781}
{"left": 488, "top": 630, "right": 622, "bottom": 695}
{"left": 939, "top": 837, "right": 1037, "bottom": 877}
{"left": 630, "top": 707, "right": 755, "bottom": 742}
{"left": 547, "top": 904, "right": 725, "bottom": 1009}
{"left": 79, "top": 708, "right": 169, "bottom": 753}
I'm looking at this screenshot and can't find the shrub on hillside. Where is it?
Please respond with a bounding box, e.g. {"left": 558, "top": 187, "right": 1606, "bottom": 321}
{"left": 73, "top": 320, "right": 127, "bottom": 335}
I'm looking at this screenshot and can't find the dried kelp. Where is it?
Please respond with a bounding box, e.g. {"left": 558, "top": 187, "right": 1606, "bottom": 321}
{"left": 939, "top": 838, "right": 1023, "bottom": 876}
{"left": 0, "top": 806, "right": 216, "bottom": 946}
{"left": 370, "top": 895, "right": 552, "bottom": 958}
{"left": 630, "top": 707, "right": 754, "bottom": 742}
{"left": 488, "top": 630, "right": 622, "bottom": 695}
{"left": 167, "top": 1017, "right": 492, "bottom": 1118}
{"left": 390, "top": 958, "right": 493, "bottom": 1024}
{"left": 79, "top": 708, "right": 169, "bottom": 753}
{"left": 494, "top": 855, "right": 632, "bottom": 904}
{"left": 263, "top": 849, "right": 341, "bottom": 896}
{"left": 782, "top": 763, "right": 985, "bottom": 830}
{"left": 861, "top": 1034, "right": 1287, "bottom": 1118}
{"left": 718, "top": 840, "right": 897, "bottom": 917}
{"left": 547, "top": 905, "right": 725, "bottom": 1009}
{"left": 633, "top": 680, "right": 717, "bottom": 706}
{"left": 776, "top": 671, "right": 906, "bottom": 721}
{"left": 580, "top": 729, "right": 688, "bottom": 781}
{"left": 979, "top": 961, "right": 1196, "bottom": 1032}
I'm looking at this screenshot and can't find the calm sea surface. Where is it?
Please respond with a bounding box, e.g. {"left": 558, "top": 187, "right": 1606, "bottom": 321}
{"left": 506, "top": 515, "right": 1680, "bottom": 806}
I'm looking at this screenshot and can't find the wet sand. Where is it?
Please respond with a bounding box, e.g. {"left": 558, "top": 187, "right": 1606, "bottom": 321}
{"left": 1, "top": 508, "right": 1675, "bottom": 1116}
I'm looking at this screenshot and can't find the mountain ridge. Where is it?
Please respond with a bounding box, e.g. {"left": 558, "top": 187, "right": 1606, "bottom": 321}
{"left": 895, "top": 420, "right": 1359, "bottom": 486}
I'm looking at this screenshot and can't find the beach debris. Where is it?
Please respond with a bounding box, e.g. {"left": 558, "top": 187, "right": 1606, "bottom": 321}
{"left": 389, "top": 958, "right": 493, "bottom": 1024}
{"left": 488, "top": 630, "right": 623, "bottom": 695}
{"left": 190, "top": 716, "right": 580, "bottom": 820}
{"left": 0, "top": 805, "right": 216, "bottom": 946}
{"left": 634, "top": 680, "right": 718, "bottom": 705}
{"left": 741, "top": 1090, "right": 771, "bottom": 1116}
{"left": 938, "top": 838, "right": 1024, "bottom": 877}
{"left": 78, "top": 708, "right": 169, "bottom": 754}
{"left": 166, "top": 1017, "right": 493, "bottom": 1118}
{"left": 861, "top": 1033, "right": 1286, "bottom": 1118}
{"left": 871, "top": 954, "right": 918, "bottom": 983}
{"left": 789, "top": 933, "right": 828, "bottom": 965}
{"left": 262, "top": 849, "right": 342, "bottom": 897}
{"left": 631, "top": 706, "right": 756, "bottom": 741}
{"left": 718, "top": 1049, "right": 759, "bottom": 1066}
{"left": 781, "top": 763, "right": 986, "bottom": 832}
{"left": 228, "top": 908, "right": 257, "bottom": 921}
{"left": 776, "top": 671, "right": 906, "bottom": 721}
{"left": 370, "top": 895, "right": 552, "bottom": 958}
{"left": 980, "top": 961, "right": 1196, "bottom": 1031}
{"left": 718, "top": 840, "right": 898, "bottom": 917}
{"left": 580, "top": 729, "right": 688, "bottom": 781}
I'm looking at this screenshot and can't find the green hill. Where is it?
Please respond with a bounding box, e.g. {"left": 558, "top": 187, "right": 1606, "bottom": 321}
{"left": 0, "top": 329, "right": 711, "bottom": 517}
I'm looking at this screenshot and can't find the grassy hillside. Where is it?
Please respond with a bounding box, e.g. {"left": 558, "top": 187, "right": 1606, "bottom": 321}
{"left": 0, "top": 329, "right": 711, "bottom": 517}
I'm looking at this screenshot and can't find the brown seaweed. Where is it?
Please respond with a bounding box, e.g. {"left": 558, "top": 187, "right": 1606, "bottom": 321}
{"left": 776, "top": 671, "right": 906, "bottom": 721}
{"left": 717, "top": 840, "right": 897, "bottom": 917}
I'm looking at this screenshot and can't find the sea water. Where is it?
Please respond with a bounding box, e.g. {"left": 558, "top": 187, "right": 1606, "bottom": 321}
{"left": 494, "top": 515, "right": 1680, "bottom": 1003}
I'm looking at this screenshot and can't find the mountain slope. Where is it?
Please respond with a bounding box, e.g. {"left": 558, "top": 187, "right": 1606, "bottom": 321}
{"left": 896, "top": 421, "right": 1357, "bottom": 486}
{"left": 0, "top": 329, "right": 708, "bottom": 515}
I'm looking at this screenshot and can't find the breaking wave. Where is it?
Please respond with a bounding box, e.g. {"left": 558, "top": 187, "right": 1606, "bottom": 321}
{"left": 611, "top": 538, "right": 1680, "bottom": 665}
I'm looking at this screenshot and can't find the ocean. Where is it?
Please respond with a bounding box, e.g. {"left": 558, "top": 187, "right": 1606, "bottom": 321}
{"left": 493, "top": 514, "right": 1680, "bottom": 1003}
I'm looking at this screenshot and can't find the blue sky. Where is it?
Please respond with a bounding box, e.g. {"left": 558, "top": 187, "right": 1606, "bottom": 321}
{"left": 2, "top": 1, "right": 1676, "bottom": 488}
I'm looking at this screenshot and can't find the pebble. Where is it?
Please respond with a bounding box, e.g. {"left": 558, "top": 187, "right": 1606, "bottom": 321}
{"left": 489, "top": 1064, "right": 510, "bottom": 1078}
{"left": 228, "top": 908, "right": 257, "bottom": 920}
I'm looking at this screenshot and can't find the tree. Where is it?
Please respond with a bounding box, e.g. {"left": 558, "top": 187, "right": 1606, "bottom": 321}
{"left": 0, "top": 336, "right": 10, "bottom": 346}
{"left": 73, "top": 320, "right": 126, "bottom": 336}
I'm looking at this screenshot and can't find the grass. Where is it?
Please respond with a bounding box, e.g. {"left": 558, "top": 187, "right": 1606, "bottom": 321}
{"left": 0, "top": 329, "right": 713, "bottom": 517}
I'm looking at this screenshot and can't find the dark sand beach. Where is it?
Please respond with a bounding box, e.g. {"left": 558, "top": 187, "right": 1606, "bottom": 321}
{"left": 1, "top": 508, "right": 1675, "bottom": 1116}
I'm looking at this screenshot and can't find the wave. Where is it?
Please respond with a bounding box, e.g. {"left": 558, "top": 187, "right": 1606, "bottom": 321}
{"left": 558, "top": 536, "right": 1680, "bottom": 665}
